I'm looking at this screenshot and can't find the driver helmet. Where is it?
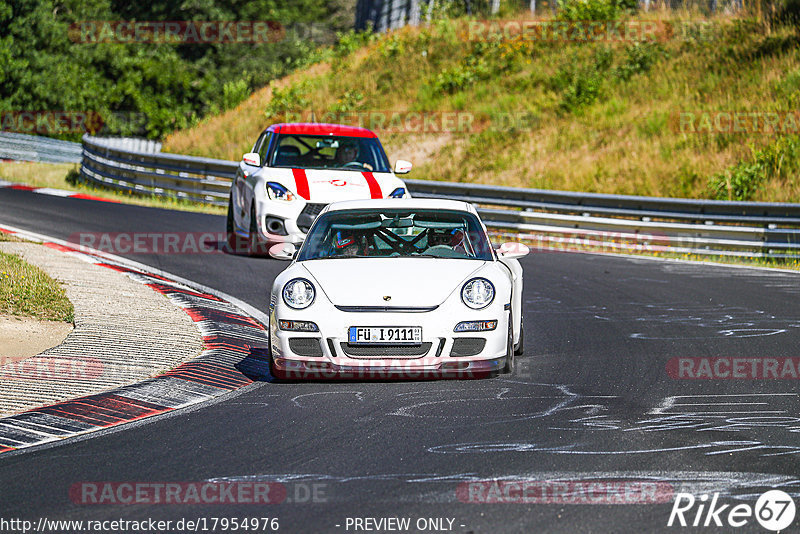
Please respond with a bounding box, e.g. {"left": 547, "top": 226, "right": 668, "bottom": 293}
{"left": 336, "top": 139, "right": 359, "bottom": 162}
{"left": 449, "top": 228, "right": 465, "bottom": 247}
{"left": 427, "top": 229, "right": 450, "bottom": 247}
{"left": 333, "top": 230, "right": 356, "bottom": 249}
{"left": 429, "top": 228, "right": 465, "bottom": 247}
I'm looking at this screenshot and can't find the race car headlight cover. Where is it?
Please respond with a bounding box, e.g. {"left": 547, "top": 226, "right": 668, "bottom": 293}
{"left": 283, "top": 278, "right": 315, "bottom": 309}
{"left": 461, "top": 278, "right": 495, "bottom": 309}
{"left": 266, "top": 182, "right": 296, "bottom": 202}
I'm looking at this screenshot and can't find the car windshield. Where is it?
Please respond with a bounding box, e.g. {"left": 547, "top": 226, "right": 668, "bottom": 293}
{"left": 269, "top": 134, "right": 391, "bottom": 172}
{"left": 297, "top": 208, "right": 494, "bottom": 261}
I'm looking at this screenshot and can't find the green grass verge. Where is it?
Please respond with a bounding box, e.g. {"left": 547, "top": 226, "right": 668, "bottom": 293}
{"left": 0, "top": 252, "right": 74, "bottom": 322}
{"left": 0, "top": 232, "right": 21, "bottom": 243}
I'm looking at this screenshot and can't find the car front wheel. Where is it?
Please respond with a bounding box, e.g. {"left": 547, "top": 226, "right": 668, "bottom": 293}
{"left": 501, "top": 315, "right": 515, "bottom": 375}
{"left": 514, "top": 316, "right": 524, "bottom": 356}
{"left": 226, "top": 195, "right": 246, "bottom": 254}
{"left": 247, "top": 204, "right": 266, "bottom": 256}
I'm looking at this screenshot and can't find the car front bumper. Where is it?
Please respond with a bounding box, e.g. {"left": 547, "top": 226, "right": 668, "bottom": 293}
{"left": 251, "top": 198, "right": 327, "bottom": 247}
{"left": 269, "top": 299, "right": 510, "bottom": 380}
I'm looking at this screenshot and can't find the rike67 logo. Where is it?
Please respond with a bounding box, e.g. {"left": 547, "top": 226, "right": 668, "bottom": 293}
{"left": 668, "top": 490, "right": 795, "bottom": 531}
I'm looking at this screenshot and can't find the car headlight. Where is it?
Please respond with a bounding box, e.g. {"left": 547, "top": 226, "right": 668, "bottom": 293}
{"left": 389, "top": 187, "right": 406, "bottom": 198}
{"left": 266, "top": 182, "right": 296, "bottom": 202}
{"left": 461, "top": 278, "right": 495, "bottom": 309}
{"left": 282, "top": 278, "right": 315, "bottom": 309}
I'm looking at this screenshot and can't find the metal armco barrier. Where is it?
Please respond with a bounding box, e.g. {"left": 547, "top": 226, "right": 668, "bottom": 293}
{"left": 81, "top": 135, "right": 234, "bottom": 206}
{"left": 0, "top": 132, "right": 82, "bottom": 164}
{"left": 79, "top": 135, "right": 800, "bottom": 258}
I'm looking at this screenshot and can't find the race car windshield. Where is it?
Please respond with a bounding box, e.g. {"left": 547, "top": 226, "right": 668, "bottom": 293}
{"left": 269, "top": 134, "right": 391, "bottom": 172}
{"left": 298, "top": 209, "right": 494, "bottom": 261}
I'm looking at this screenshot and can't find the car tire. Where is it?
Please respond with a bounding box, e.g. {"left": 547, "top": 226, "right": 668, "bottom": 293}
{"left": 247, "top": 204, "right": 264, "bottom": 256}
{"left": 501, "top": 315, "right": 515, "bottom": 375}
{"left": 514, "top": 316, "right": 524, "bottom": 356}
{"left": 226, "top": 195, "right": 246, "bottom": 254}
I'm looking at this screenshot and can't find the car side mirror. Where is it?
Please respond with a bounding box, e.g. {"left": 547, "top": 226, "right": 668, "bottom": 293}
{"left": 269, "top": 242, "right": 297, "bottom": 261}
{"left": 394, "top": 160, "right": 413, "bottom": 174}
{"left": 242, "top": 152, "right": 261, "bottom": 167}
{"left": 497, "top": 242, "right": 529, "bottom": 260}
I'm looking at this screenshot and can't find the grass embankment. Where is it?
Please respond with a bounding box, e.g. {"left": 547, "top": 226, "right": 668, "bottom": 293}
{"left": 0, "top": 247, "right": 74, "bottom": 322}
{"left": 163, "top": 9, "right": 800, "bottom": 203}
{"left": 0, "top": 162, "right": 224, "bottom": 215}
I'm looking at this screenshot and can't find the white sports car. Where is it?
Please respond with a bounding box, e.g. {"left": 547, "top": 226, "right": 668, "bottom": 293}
{"left": 266, "top": 198, "right": 529, "bottom": 380}
{"left": 227, "top": 123, "right": 412, "bottom": 255}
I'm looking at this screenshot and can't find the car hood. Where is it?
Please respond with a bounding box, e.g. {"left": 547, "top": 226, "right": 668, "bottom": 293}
{"left": 300, "top": 258, "right": 488, "bottom": 307}
{"left": 262, "top": 168, "right": 401, "bottom": 202}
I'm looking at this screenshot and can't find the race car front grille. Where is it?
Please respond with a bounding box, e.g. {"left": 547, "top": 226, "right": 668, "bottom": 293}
{"left": 297, "top": 203, "right": 327, "bottom": 232}
{"left": 449, "top": 338, "right": 486, "bottom": 357}
{"left": 340, "top": 342, "right": 432, "bottom": 359}
{"left": 289, "top": 338, "right": 324, "bottom": 357}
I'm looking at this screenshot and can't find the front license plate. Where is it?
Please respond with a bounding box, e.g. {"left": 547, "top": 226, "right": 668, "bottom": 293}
{"left": 348, "top": 326, "right": 422, "bottom": 345}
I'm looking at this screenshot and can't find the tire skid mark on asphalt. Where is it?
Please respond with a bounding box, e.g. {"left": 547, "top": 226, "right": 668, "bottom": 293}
{"left": 290, "top": 391, "right": 366, "bottom": 408}
{"left": 526, "top": 298, "right": 800, "bottom": 339}
{"left": 0, "top": 238, "right": 271, "bottom": 455}
{"left": 413, "top": 387, "right": 800, "bottom": 460}
{"left": 204, "top": 470, "right": 800, "bottom": 502}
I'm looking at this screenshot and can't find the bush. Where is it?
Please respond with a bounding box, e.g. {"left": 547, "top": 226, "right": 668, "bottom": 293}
{"left": 430, "top": 55, "right": 491, "bottom": 94}
{"left": 329, "top": 90, "right": 365, "bottom": 113}
{"left": 708, "top": 136, "right": 800, "bottom": 200}
{"left": 614, "top": 42, "right": 665, "bottom": 81}
{"left": 560, "top": 68, "right": 605, "bottom": 112}
{"left": 557, "top": 0, "right": 636, "bottom": 22}
{"left": 772, "top": 0, "right": 800, "bottom": 25}
{"left": 551, "top": 48, "right": 612, "bottom": 113}
{"left": 222, "top": 80, "right": 251, "bottom": 111}
{"left": 335, "top": 29, "right": 378, "bottom": 58}
{"left": 264, "top": 82, "right": 311, "bottom": 120}
{"left": 65, "top": 168, "right": 81, "bottom": 186}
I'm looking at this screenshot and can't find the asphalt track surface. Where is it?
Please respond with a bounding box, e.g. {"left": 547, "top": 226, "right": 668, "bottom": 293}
{"left": 1, "top": 188, "right": 800, "bottom": 533}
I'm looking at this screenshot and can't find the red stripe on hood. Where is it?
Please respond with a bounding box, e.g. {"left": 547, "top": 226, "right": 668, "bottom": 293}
{"left": 362, "top": 172, "right": 382, "bottom": 199}
{"left": 291, "top": 169, "right": 310, "bottom": 200}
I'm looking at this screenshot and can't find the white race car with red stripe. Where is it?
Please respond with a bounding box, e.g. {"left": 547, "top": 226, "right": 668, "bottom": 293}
{"left": 227, "top": 123, "right": 412, "bottom": 255}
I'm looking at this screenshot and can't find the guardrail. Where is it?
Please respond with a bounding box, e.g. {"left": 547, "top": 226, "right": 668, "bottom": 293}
{"left": 81, "top": 135, "right": 234, "bottom": 205}
{"left": 79, "top": 134, "right": 800, "bottom": 258}
{"left": 0, "top": 132, "right": 82, "bottom": 164}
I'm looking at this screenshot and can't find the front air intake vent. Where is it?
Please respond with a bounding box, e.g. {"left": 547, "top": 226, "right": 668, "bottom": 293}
{"left": 289, "top": 338, "right": 323, "bottom": 357}
{"left": 450, "top": 338, "right": 486, "bottom": 357}
{"left": 340, "top": 342, "right": 432, "bottom": 359}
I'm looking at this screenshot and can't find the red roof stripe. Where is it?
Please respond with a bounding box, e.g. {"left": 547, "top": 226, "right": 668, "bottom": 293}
{"left": 268, "top": 123, "right": 377, "bottom": 138}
